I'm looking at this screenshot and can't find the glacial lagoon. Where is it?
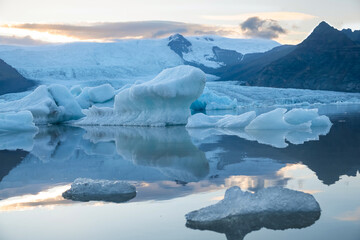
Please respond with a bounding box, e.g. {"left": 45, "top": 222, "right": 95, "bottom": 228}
{"left": 0, "top": 105, "right": 359, "bottom": 240}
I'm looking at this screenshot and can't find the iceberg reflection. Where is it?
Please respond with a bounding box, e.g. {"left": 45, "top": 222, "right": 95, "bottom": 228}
{"left": 187, "top": 123, "right": 331, "bottom": 148}
{"left": 186, "top": 211, "right": 321, "bottom": 240}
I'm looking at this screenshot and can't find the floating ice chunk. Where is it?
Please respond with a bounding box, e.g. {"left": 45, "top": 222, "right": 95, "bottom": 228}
{"left": 186, "top": 186, "right": 321, "bottom": 222}
{"left": 0, "top": 111, "right": 38, "bottom": 133}
{"left": 186, "top": 111, "right": 256, "bottom": 128}
{"left": 88, "top": 84, "right": 115, "bottom": 103}
{"left": 0, "top": 85, "right": 85, "bottom": 124}
{"left": 246, "top": 108, "right": 311, "bottom": 130}
{"left": 78, "top": 66, "right": 206, "bottom": 126}
{"left": 62, "top": 178, "right": 136, "bottom": 203}
{"left": 0, "top": 86, "right": 58, "bottom": 124}
{"left": 284, "top": 108, "right": 319, "bottom": 125}
{"left": 311, "top": 115, "right": 332, "bottom": 127}
{"left": 191, "top": 87, "right": 237, "bottom": 111}
{"left": 48, "top": 84, "right": 84, "bottom": 122}
{"left": 70, "top": 85, "right": 82, "bottom": 97}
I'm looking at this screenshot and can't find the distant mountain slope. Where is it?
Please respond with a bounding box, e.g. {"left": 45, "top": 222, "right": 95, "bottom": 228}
{"left": 220, "top": 21, "right": 360, "bottom": 92}
{"left": 0, "top": 59, "right": 35, "bottom": 95}
{"left": 0, "top": 36, "right": 279, "bottom": 86}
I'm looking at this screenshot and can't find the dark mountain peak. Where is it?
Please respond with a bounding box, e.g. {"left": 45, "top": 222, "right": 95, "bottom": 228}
{"left": 342, "top": 28, "right": 360, "bottom": 43}
{"left": 168, "top": 33, "right": 192, "bottom": 57}
{"left": 315, "top": 21, "right": 333, "bottom": 32}
{"left": 299, "top": 21, "right": 355, "bottom": 49}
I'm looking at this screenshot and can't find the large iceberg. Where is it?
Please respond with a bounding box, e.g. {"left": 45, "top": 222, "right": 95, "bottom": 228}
{"left": 77, "top": 66, "right": 206, "bottom": 126}
{"left": 186, "top": 186, "right": 321, "bottom": 222}
{"left": 0, "top": 111, "right": 38, "bottom": 133}
{"left": 62, "top": 178, "right": 136, "bottom": 203}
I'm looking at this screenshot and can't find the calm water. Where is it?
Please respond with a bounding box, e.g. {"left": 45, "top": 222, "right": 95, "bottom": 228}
{"left": 0, "top": 105, "right": 359, "bottom": 240}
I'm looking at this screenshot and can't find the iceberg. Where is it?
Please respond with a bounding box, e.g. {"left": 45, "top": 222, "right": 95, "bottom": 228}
{"left": 191, "top": 87, "right": 237, "bottom": 111}
{"left": 186, "top": 186, "right": 321, "bottom": 222}
{"left": 62, "top": 178, "right": 136, "bottom": 203}
{"left": 186, "top": 111, "right": 256, "bottom": 128}
{"left": 75, "top": 84, "right": 115, "bottom": 109}
{"left": 187, "top": 108, "right": 332, "bottom": 131}
{"left": 77, "top": 66, "right": 206, "bottom": 126}
{"left": 0, "top": 111, "right": 38, "bottom": 133}
{"left": 0, "top": 85, "right": 84, "bottom": 124}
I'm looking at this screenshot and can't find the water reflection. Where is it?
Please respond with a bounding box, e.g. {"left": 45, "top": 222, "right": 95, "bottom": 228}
{"left": 187, "top": 124, "right": 331, "bottom": 149}
{"left": 186, "top": 211, "right": 321, "bottom": 240}
{"left": 0, "top": 110, "right": 359, "bottom": 207}
{"left": 83, "top": 126, "right": 209, "bottom": 182}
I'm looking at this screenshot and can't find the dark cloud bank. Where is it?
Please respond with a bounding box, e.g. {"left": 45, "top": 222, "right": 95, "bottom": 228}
{"left": 240, "top": 17, "right": 287, "bottom": 39}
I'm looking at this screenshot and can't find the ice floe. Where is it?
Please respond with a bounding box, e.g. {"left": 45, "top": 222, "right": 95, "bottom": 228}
{"left": 186, "top": 186, "right": 321, "bottom": 222}
{"left": 62, "top": 178, "right": 136, "bottom": 203}
{"left": 187, "top": 108, "right": 331, "bottom": 131}
{"left": 77, "top": 66, "right": 206, "bottom": 126}
{"left": 0, "top": 111, "right": 38, "bottom": 133}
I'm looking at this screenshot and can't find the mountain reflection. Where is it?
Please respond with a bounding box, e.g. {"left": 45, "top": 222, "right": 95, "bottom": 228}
{"left": 186, "top": 211, "right": 321, "bottom": 240}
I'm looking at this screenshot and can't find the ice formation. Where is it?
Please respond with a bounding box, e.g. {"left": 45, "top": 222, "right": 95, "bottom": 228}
{"left": 0, "top": 37, "right": 278, "bottom": 83}
{"left": 78, "top": 66, "right": 206, "bottom": 126}
{"left": 75, "top": 84, "right": 115, "bottom": 109}
{"left": 62, "top": 178, "right": 136, "bottom": 203}
{"left": 187, "top": 108, "right": 332, "bottom": 131}
{"left": 186, "top": 111, "right": 256, "bottom": 128}
{"left": 190, "top": 87, "right": 237, "bottom": 111}
{"left": 0, "top": 85, "right": 84, "bottom": 124}
{"left": 205, "top": 81, "right": 360, "bottom": 107}
{"left": 186, "top": 186, "right": 321, "bottom": 222}
{"left": 0, "top": 111, "right": 38, "bottom": 133}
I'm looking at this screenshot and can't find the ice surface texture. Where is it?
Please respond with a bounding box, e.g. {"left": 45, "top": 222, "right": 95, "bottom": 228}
{"left": 62, "top": 178, "right": 136, "bottom": 203}
{"left": 186, "top": 186, "right": 321, "bottom": 222}
{"left": 190, "top": 87, "right": 237, "bottom": 111}
{"left": 0, "top": 37, "right": 278, "bottom": 83}
{"left": 187, "top": 108, "right": 331, "bottom": 130}
{"left": 78, "top": 66, "right": 206, "bottom": 126}
{"left": 0, "top": 111, "right": 38, "bottom": 132}
{"left": 0, "top": 84, "right": 116, "bottom": 125}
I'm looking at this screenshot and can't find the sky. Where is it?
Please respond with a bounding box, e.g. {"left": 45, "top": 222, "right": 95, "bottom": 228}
{"left": 0, "top": 0, "right": 359, "bottom": 45}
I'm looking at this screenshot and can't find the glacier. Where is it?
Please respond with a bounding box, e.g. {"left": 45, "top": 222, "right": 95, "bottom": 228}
{"left": 62, "top": 178, "right": 136, "bottom": 203}
{"left": 0, "top": 36, "right": 278, "bottom": 85}
{"left": 77, "top": 66, "right": 206, "bottom": 126}
{"left": 185, "top": 186, "right": 321, "bottom": 222}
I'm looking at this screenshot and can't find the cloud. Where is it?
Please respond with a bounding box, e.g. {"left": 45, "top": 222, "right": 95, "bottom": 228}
{"left": 0, "top": 35, "right": 49, "bottom": 45}
{"left": 203, "top": 12, "right": 318, "bottom": 22}
{"left": 3, "top": 21, "right": 237, "bottom": 42}
{"left": 240, "top": 17, "right": 287, "bottom": 39}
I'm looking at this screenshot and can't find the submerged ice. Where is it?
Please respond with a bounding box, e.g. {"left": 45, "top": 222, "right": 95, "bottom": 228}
{"left": 186, "top": 186, "right": 321, "bottom": 222}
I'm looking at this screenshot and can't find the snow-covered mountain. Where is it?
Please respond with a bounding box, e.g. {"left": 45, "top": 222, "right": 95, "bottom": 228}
{"left": 0, "top": 35, "right": 279, "bottom": 87}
